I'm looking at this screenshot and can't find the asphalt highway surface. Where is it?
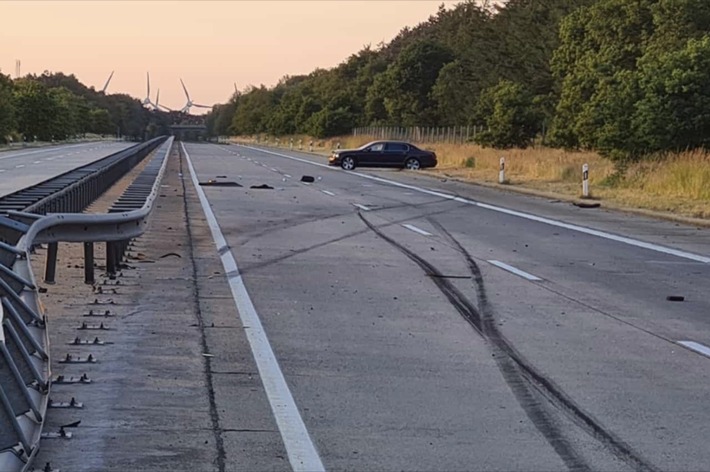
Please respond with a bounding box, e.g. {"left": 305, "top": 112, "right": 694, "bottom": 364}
{"left": 0, "top": 141, "right": 134, "bottom": 198}
{"left": 32, "top": 142, "right": 710, "bottom": 471}
{"left": 177, "top": 142, "right": 710, "bottom": 472}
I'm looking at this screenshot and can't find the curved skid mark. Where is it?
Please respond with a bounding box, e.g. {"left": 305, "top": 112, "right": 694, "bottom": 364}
{"left": 358, "top": 212, "right": 591, "bottom": 471}
{"left": 427, "top": 217, "right": 659, "bottom": 472}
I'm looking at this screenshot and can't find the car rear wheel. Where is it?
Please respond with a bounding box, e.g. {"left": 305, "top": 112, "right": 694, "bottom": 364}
{"left": 341, "top": 156, "right": 356, "bottom": 170}
{"left": 405, "top": 158, "right": 421, "bottom": 170}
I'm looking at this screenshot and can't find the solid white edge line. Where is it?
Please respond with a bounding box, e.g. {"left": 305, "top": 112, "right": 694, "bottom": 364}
{"left": 238, "top": 145, "right": 710, "bottom": 265}
{"left": 402, "top": 223, "right": 433, "bottom": 237}
{"left": 678, "top": 341, "right": 710, "bottom": 359}
{"left": 353, "top": 204, "right": 371, "bottom": 211}
{"left": 487, "top": 260, "right": 542, "bottom": 282}
{"left": 182, "top": 143, "right": 326, "bottom": 472}
{"left": 321, "top": 190, "right": 336, "bottom": 196}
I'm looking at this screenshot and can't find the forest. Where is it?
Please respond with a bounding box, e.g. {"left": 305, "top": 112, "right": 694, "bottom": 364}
{"left": 206, "top": 0, "right": 710, "bottom": 161}
{"left": 0, "top": 71, "right": 167, "bottom": 143}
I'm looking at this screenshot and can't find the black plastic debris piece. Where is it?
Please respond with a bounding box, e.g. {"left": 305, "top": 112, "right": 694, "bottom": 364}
{"left": 573, "top": 201, "right": 601, "bottom": 209}
{"left": 300, "top": 175, "right": 315, "bottom": 183}
{"left": 199, "top": 179, "right": 242, "bottom": 187}
{"left": 666, "top": 295, "right": 685, "bottom": 302}
{"left": 250, "top": 184, "right": 274, "bottom": 189}
{"left": 159, "top": 252, "right": 182, "bottom": 259}
{"left": 216, "top": 175, "right": 227, "bottom": 178}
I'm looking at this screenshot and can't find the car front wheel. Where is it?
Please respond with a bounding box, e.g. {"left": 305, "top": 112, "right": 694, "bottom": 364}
{"left": 341, "top": 156, "right": 356, "bottom": 170}
{"left": 405, "top": 158, "right": 421, "bottom": 170}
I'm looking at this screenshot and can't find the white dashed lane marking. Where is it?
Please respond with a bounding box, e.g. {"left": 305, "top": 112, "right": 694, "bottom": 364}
{"left": 488, "top": 260, "right": 542, "bottom": 282}
{"left": 678, "top": 341, "right": 710, "bottom": 359}
{"left": 402, "top": 224, "right": 433, "bottom": 237}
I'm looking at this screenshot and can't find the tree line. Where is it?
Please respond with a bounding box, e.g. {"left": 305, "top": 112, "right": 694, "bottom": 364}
{"left": 0, "top": 71, "right": 168, "bottom": 144}
{"left": 207, "top": 0, "right": 710, "bottom": 161}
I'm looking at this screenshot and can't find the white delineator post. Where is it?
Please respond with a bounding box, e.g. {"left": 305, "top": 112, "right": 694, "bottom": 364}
{"left": 582, "top": 163, "right": 589, "bottom": 198}
{"left": 309, "top": 140, "right": 314, "bottom": 152}
{"left": 499, "top": 157, "right": 506, "bottom": 184}
{"left": 290, "top": 139, "right": 294, "bottom": 150}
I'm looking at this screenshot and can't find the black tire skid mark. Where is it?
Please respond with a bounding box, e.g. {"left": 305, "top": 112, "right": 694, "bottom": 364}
{"left": 426, "top": 216, "right": 659, "bottom": 472}
{"left": 358, "top": 212, "right": 592, "bottom": 472}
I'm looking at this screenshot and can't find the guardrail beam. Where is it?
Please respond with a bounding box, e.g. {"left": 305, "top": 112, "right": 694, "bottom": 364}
{"left": 0, "top": 136, "right": 174, "bottom": 471}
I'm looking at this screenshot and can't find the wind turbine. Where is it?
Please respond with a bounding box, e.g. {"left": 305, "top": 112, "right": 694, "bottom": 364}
{"left": 179, "top": 78, "right": 212, "bottom": 114}
{"left": 142, "top": 72, "right": 155, "bottom": 108}
{"left": 101, "top": 71, "right": 114, "bottom": 94}
{"left": 154, "top": 89, "right": 173, "bottom": 112}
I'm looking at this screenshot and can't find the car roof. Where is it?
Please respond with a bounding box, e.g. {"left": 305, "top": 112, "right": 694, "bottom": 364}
{"left": 364, "top": 140, "right": 411, "bottom": 146}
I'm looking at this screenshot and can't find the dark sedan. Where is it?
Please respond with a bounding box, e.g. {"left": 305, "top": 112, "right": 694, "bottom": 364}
{"left": 329, "top": 141, "right": 437, "bottom": 170}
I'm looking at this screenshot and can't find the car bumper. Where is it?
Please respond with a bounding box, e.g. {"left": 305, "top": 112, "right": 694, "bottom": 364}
{"left": 328, "top": 156, "right": 341, "bottom": 166}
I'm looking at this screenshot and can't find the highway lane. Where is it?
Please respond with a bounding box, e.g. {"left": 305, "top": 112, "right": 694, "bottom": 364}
{"left": 0, "top": 141, "right": 134, "bottom": 198}
{"left": 184, "top": 142, "right": 710, "bottom": 471}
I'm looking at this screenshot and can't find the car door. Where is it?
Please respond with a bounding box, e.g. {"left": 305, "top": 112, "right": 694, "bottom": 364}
{"left": 359, "top": 142, "right": 385, "bottom": 166}
{"left": 383, "top": 143, "right": 409, "bottom": 166}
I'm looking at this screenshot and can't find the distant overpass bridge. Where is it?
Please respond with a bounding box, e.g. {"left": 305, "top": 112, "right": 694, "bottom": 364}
{"left": 169, "top": 124, "right": 208, "bottom": 142}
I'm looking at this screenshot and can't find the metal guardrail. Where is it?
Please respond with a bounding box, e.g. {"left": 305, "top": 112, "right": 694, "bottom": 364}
{"left": 0, "top": 136, "right": 174, "bottom": 471}
{"left": 0, "top": 137, "right": 166, "bottom": 215}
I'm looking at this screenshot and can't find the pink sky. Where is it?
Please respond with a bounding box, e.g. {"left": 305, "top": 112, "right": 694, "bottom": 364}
{"left": 1, "top": 1, "right": 458, "bottom": 113}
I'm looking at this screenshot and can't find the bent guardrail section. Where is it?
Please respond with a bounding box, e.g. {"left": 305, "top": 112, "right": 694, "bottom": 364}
{"left": 0, "top": 136, "right": 174, "bottom": 471}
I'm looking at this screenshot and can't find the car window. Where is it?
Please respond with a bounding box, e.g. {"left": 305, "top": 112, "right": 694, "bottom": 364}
{"left": 368, "top": 143, "right": 384, "bottom": 152}
{"left": 385, "top": 143, "right": 409, "bottom": 152}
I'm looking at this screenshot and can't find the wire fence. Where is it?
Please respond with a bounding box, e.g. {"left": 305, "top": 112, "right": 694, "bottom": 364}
{"left": 352, "top": 126, "right": 486, "bottom": 144}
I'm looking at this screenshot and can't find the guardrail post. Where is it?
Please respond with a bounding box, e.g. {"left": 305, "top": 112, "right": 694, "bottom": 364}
{"left": 499, "top": 157, "right": 506, "bottom": 184}
{"left": 106, "top": 241, "right": 117, "bottom": 275}
{"left": 84, "top": 242, "right": 94, "bottom": 284}
{"left": 44, "top": 242, "right": 58, "bottom": 284}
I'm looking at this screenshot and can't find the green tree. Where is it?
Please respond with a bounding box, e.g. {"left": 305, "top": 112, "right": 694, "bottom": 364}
{"left": 0, "top": 73, "right": 15, "bottom": 143}
{"left": 367, "top": 40, "right": 454, "bottom": 125}
{"left": 474, "top": 80, "right": 541, "bottom": 149}
{"left": 549, "top": 0, "right": 655, "bottom": 150}
{"left": 231, "top": 86, "right": 275, "bottom": 135}
{"left": 431, "top": 60, "right": 480, "bottom": 126}
{"left": 13, "top": 79, "right": 57, "bottom": 141}
{"left": 88, "top": 108, "right": 115, "bottom": 135}
{"left": 305, "top": 107, "right": 354, "bottom": 138}
{"left": 549, "top": 0, "right": 710, "bottom": 159}
{"left": 47, "top": 87, "right": 81, "bottom": 139}
{"left": 633, "top": 36, "right": 710, "bottom": 153}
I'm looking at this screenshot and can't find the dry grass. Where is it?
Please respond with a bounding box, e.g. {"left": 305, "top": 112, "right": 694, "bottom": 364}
{"left": 231, "top": 134, "right": 710, "bottom": 221}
